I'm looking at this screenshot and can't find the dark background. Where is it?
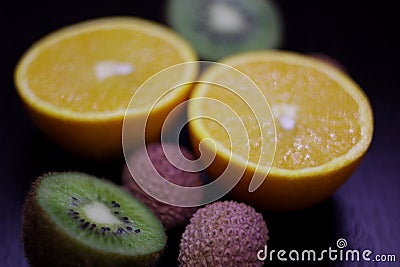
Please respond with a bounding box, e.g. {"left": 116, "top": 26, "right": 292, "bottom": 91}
{"left": 1, "top": 0, "right": 399, "bottom": 266}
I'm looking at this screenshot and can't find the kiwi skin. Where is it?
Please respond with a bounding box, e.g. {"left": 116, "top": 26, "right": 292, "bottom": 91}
{"left": 22, "top": 173, "right": 163, "bottom": 267}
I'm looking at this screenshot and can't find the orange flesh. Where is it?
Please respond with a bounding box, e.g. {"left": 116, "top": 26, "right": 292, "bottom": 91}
{"left": 26, "top": 29, "right": 184, "bottom": 113}
{"left": 199, "top": 61, "right": 361, "bottom": 169}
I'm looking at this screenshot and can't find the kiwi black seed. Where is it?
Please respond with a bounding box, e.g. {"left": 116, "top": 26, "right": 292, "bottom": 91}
{"left": 166, "top": 0, "right": 283, "bottom": 60}
{"left": 22, "top": 172, "right": 166, "bottom": 267}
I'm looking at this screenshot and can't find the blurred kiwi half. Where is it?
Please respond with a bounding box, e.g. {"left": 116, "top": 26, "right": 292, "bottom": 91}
{"left": 166, "top": 0, "right": 283, "bottom": 60}
{"left": 22, "top": 172, "right": 166, "bottom": 267}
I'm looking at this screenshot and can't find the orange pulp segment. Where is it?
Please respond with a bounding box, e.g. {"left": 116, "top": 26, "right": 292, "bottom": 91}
{"left": 188, "top": 50, "right": 373, "bottom": 210}
{"left": 15, "top": 17, "right": 198, "bottom": 158}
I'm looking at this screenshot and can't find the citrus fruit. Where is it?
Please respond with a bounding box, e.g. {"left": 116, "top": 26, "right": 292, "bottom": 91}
{"left": 14, "top": 17, "right": 198, "bottom": 159}
{"left": 188, "top": 50, "right": 373, "bottom": 210}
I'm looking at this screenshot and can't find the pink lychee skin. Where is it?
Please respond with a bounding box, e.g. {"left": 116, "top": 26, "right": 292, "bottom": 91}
{"left": 122, "top": 143, "right": 203, "bottom": 229}
{"left": 178, "top": 201, "right": 269, "bottom": 266}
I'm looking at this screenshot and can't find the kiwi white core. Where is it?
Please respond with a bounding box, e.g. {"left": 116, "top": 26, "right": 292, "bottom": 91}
{"left": 95, "top": 61, "right": 134, "bottom": 81}
{"left": 82, "top": 202, "right": 120, "bottom": 225}
{"left": 272, "top": 103, "right": 298, "bottom": 130}
{"left": 208, "top": 2, "right": 246, "bottom": 34}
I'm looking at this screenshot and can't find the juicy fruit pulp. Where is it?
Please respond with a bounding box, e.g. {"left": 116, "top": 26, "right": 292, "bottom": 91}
{"left": 201, "top": 61, "right": 361, "bottom": 170}
{"left": 14, "top": 17, "right": 198, "bottom": 158}
{"left": 23, "top": 172, "right": 166, "bottom": 267}
{"left": 188, "top": 51, "right": 374, "bottom": 210}
{"left": 25, "top": 27, "right": 187, "bottom": 115}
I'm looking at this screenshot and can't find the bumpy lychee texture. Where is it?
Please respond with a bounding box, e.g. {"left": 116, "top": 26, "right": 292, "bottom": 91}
{"left": 179, "top": 201, "right": 269, "bottom": 266}
{"left": 122, "top": 143, "right": 203, "bottom": 229}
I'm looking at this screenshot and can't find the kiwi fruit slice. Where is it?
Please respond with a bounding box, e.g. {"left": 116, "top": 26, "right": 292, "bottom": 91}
{"left": 166, "top": 0, "right": 283, "bottom": 60}
{"left": 22, "top": 172, "right": 166, "bottom": 267}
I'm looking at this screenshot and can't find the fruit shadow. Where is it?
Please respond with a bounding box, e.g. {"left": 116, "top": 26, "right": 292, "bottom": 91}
{"left": 14, "top": 127, "right": 126, "bottom": 191}
{"left": 263, "top": 197, "right": 341, "bottom": 267}
{"left": 157, "top": 226, "right": 187, "bottom": 267}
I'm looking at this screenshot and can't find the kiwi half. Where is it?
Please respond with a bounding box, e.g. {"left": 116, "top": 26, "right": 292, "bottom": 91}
{"left": 22, "top": 172, "right": 166, "bottom": 267}
{"left": 166, "top": 0, "right": 283, "bottom": 60}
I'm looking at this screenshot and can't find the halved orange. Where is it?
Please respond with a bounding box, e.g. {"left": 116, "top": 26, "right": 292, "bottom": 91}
{"left": 14, "top": 17, "right": 198, "bottom": 159}
{"left": 188, "top": 50, "right": 373, "bottom": 210}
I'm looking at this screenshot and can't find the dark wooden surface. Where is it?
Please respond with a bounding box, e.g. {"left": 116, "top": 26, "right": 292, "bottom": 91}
{"left": 1, "top": 1, "right": 399, "bottom": 266}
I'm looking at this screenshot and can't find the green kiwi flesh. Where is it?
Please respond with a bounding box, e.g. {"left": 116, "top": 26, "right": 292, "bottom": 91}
{"left": 166, "top": 0, "right": 283, "bottom": 60}
{"left": 22, "top": 172, "right": 166, "bottom": 267}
